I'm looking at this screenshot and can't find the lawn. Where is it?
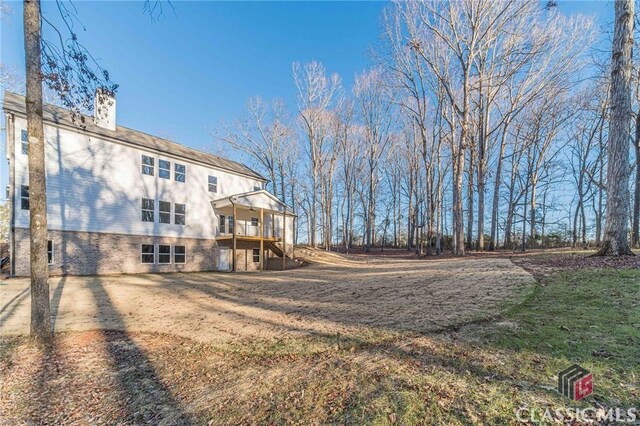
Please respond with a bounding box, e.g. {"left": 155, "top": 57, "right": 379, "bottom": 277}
{"left": 1, "top": 254, "right": 638, "bottom": 425}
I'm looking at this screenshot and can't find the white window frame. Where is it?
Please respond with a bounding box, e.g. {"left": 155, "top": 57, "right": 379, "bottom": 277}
{"left": 20, "top": 185, "right": 29, "bottom": 210}
{"left": 141, "top": 198, "right": 155, "bottom": 222}
{"left": 208, "top": 175, "right": 218, "bottom": 193}
{"left": 141, "top": 244, "right": 155, "bottom": 264}
{"left": 47, "top": 240, "right": 54, "bottom": 265}
{"left": 174, "top": 203, "right": 186, "bottom": 225}
{"left": 158, "top": 244, "right": 171, "bottom": 264}
{"left": 174, "top": 245, "right": 186, "bottom": 264}
{"left": 159, "top": 200, "right": 171, "bottom": 224}
{"left": 141, "top": 155, "right": 154, "bottom": 176}
{"left": 21, "top": 129, "right": 28, "bottom": 155}
{"left": 175, "top": 163, "right": 186, "bottom": 182}
{"left": 159, "top": 159, "right": 171, "bottom": 179}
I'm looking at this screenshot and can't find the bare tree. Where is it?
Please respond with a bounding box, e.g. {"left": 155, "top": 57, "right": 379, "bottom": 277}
{"left": 218, "top": 97, "right": 293, "bottom": 200}
{"left": 293, "top": 61, "right": 341, "bottom": 247}
{"left": 353, "top": 68, "right": 396, "bottom": 250}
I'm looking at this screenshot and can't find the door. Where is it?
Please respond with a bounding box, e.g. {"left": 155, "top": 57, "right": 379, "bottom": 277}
{"left": 218, "top": 247, "right": 230, "bottom": 271}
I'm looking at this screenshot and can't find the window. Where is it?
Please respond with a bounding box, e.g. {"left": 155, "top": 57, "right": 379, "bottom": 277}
{"left": 21, "top": 129, "right": 28, "bottom": 155}
{"left": 159, "top": 160, "right": 171, "bottom": 179}
{"left": 219, "top": 214, "right": 226, "bottom": 234}
{"left": 20, "top": 186, "right": 29, "bottom": 210}
{"left": 253, "top": 186, "right": 261, "bottom": 191}
{"left": 252, "top": 248, "right": 260, "bottom": 263}
{"left": 175, "top": 163, "right": 186, "bottom": 182}
{"left": 208, "top": 175, "right": 218, "bottom": 193}
{"left": 251, "top": 217, "right": 259, "bottom": 227}
{"left": 47, "top": 240, "right": 54, "bottom": 265}
{"left": 228, "top": 215, "right": 234, "bottom": 234}
{"left": 174, "top": 245, "right": 186, "bottom": 264}
{"left": 174, "top": 203, "right": 185, "bottom": 225}
{"left": 158, "top": 245, "right": 171, "bottom": 264}
{"left": 141, "top": 244, "right": 155, "bottom": 263}
{"left": 141, "top": 198, "right": 154, "bottom": 222}
{"left": 142, "top": 155, "right": 154, "bottom": 176}
{"left": 159, "top": 201, "right": 171, "bottom": 224}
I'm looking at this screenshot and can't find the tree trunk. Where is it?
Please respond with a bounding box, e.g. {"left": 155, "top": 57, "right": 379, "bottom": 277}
{"left": 24, "top": 0, "right": 52, "bottom": 344}
{"left": 632, "top": 112, "right": 640, "bottom": 247}
{"left": 597, "top": 0, "right": 635, "bottom": 256}
{"left": 489, "top": 129, "right": 508, "bottom": 251}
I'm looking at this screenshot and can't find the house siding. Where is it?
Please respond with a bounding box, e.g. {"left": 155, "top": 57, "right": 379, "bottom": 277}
{"left": 11, "top": 115, "right": 265, "bottom": 239}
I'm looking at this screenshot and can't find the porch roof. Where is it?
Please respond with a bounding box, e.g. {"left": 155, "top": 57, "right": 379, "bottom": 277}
{"left": 211, "top": 190, "right": 296, "bottom": 216}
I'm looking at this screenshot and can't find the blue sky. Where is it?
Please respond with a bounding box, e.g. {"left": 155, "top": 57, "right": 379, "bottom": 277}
{"left": 1, "top": 0, "right": 612, "bottom": 195}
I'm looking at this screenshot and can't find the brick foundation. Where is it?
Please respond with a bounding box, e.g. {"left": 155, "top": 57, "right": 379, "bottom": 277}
{"left": 13, "top": 228, "right": 219, "bottom": 276}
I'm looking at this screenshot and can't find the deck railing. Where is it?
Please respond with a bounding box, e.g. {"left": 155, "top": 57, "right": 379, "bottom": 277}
{"left": 216, "top": 222, "right": 283, "bottom": 238}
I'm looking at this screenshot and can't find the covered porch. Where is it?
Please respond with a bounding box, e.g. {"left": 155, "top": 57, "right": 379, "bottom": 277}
{"left": 211, "top": 190, "right": 296, "bottom": 272}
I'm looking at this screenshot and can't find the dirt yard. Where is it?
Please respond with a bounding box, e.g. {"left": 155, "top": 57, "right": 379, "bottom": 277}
{"left": 1, "top": 255, "right": 534, "bottom": 342}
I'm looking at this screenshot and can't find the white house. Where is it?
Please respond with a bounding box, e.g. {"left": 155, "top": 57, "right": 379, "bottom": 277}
{"left": 3, "top": 91, "right": 296, "bottom": 276}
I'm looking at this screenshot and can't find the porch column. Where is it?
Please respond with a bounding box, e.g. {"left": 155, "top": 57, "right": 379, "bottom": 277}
{"left": 282, "top": 212, "right": 286, "bottom": 270}
{"left": 232, "top": 202, "right": 237, "bottom": 272}
{"left": 260, "top": 208, "right": 264, "bottom": 271}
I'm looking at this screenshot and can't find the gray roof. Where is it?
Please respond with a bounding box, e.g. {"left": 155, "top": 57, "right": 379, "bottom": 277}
{"left": 2, "top": 92, "right": 266, "bottom": 181}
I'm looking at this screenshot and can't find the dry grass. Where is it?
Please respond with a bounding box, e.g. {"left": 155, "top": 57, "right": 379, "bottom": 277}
{"left": 1, "top": 257, "right": 533, "bottom": 341}
{"left": 1, "top": 252, "right": 638, "bottom": 425}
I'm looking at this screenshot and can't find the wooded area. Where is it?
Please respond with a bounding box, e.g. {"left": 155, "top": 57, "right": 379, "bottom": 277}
{"left": 219, "top": 0, "right": 639, "bottom": 256}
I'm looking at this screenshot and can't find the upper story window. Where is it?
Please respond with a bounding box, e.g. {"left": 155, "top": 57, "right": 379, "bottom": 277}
{"left": 47, "top": 240, "right": 54, "bottom": 265}
{"left": 228, "top": 215, "right": 234, "bottom": 234}
{"left": 21, "top": 130, "right": 28, "bottom": 155}
{"left": 141, "top": 198, "right": 155, "bottom": 222}
{"left": 251, "top": 217, "right": 259, "bottom": 227}
{"left": 175, "top": 163, "right": 186, "bottom": 182}
{"left": 253, "top": 186, "right": 261, "bottom": 191}
{"left": 20, "top": 186, "right": 29, "bottom": 210}
{"left": 142, "top": 155, "right": 154, "bottom": 176}
{"left": 208, "top": 176, "right": 218, "bottom": 193}
{"left": 159, "top": 160, "right": 171, "bottom": 179}
{"left": 174, "top": 203, "right": 186, "bottom": 225}
{"left": 159, "top": 201, "right": 171, "bottom": 224}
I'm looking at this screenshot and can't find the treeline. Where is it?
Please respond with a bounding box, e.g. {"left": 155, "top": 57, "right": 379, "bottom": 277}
{"left": 218, "top": 0, "right": 639, "bottom": 254}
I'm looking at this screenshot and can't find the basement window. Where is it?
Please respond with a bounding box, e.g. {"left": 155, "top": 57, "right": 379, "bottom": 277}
{"left": 175, "top": 163, "right": 186, "bottom": 183}
{"left": 174, "top": 203, "right": 186, "bottom": 225}
{"left": 141, "top": 198, "right": 155, "bottom": 222}
{"left": 20, "top": 185, "right": 29, "bottom": 210}
{"left": 159, "top": 160, "right": 171, "bottom": 179}
{"left": 158, "top": 245, "right": 171, "bottom": 264}
{"left": 174, "top": 246, "right": 186, "bottom": 264}
{"left": 21, "top": 129, "right": 28, "bottom": 155}
{"left": 141, "top": 155, "right": 154, "bottom": 176}
{"left": 141, "top": 244, "right": 155, "bottom": 264}
{"left": 47, "top": 240, "right": 54, "bottom": 265}
{"left": 159, "top": 201, "right": 171, "bottom": 224}
{"left": 252, "top": 248, "right": 260, "bottom": 263}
